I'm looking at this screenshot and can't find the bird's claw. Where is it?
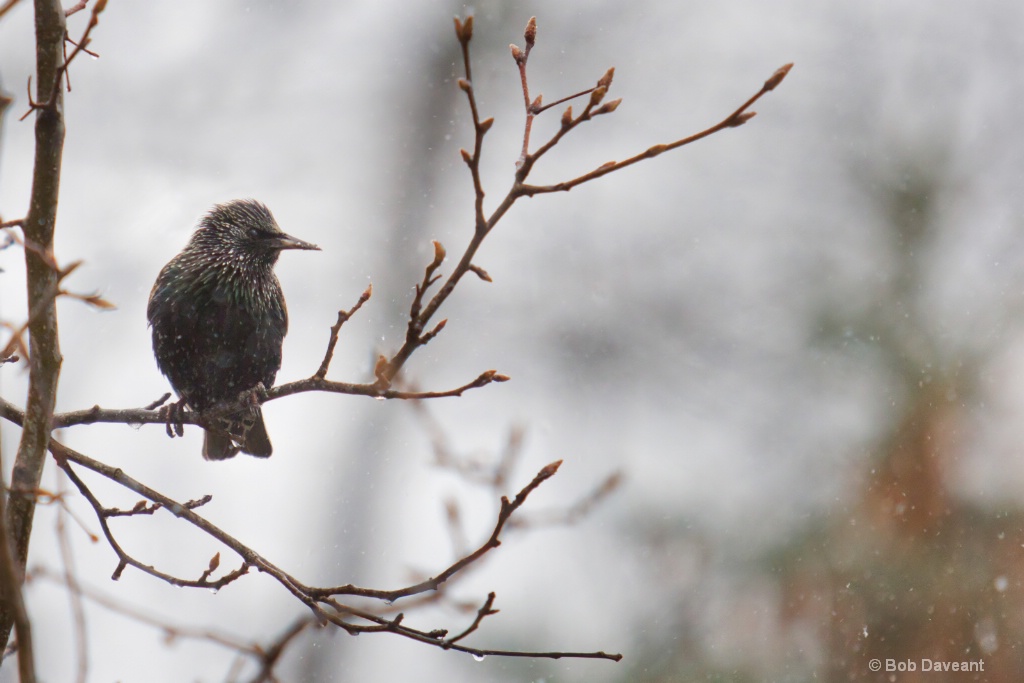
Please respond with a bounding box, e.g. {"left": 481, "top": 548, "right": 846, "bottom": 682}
{"left": 159, "top": 399, "right": 187, "bottom": 439}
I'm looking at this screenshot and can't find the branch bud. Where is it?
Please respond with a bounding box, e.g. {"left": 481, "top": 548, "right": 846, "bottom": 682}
{"left": 468, "top": 264, "right": 493, "bottom": 282}
{"left": 457, "top": 78, "right": 471, "bottom": 92}
{"left": 588, "top": 86, "right": 607, "bottom": 107}
{"left": 374, "top": 355, "right": 390, "bottom": 384}
{"left": 531, "top": 94, "right": 543, "bottom": 112}
{"left": 597, "top": 67, "right": 615, "bottom": 89}
{"left": 728, "top": 111, "right": 757, "bottom": 127}
{"left": 510, "top": 44, "right": 523, "bottom": 62}
{"left": 524, "top": 16, "right": 537, "bottom": 47}
{"left": 421, "top": 319, "right": 448, "bottom": 344}
{"left": 432, "top": 240, "right": 446, "bottom": 263}
{"left": 561, "top": 105, "right": 573, "bottom": 128}
{"left": 460, "top": 148, "right": 472, "bottom": 164}
{"left": 593, "top": 98, "right": 622, "bottom": 116}
{"left": 479, "top": 117, "right": 494, "bottom": 133}
{"left": 453, "top": 15, "right": 474, "bottom": 42}
{"left": 539, "top": 459, "right": 563, "bottom": 479}
{"left": 764, "top": 62, "right": 793, "bottom": 91}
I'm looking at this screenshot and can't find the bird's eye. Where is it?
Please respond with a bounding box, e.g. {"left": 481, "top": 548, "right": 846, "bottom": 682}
{"left": 247, "top": 227, "right": 262, "bottom": 239}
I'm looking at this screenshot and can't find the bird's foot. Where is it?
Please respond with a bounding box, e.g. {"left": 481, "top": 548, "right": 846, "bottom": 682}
{"left": 238, "top": 383, "right": 268, "bottom": 410}
{"left": 159, "top": 398, "right": 188, "bottom": 438}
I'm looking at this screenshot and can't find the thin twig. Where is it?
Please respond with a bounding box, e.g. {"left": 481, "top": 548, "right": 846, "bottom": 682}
{"left": 19, "top": 0, "right": 106, "bottom": 120}
{"left": 444, "top": 592, "right": 498, "bottom": 646}
{"left": 453, "top": 16, "right": 490, "bottom": 236}
{"left": 242, "top": 618, "right": 316, "bottom": 683}
{"left": 42, "top": 436, "right": 617, "bottom": 659}
{"left": 55, "top": 472, "right": 88, "bottom": 683}
{"left": 0, "top": 0, "right": 23, "bottom": 20}
{"left": 511, "top": 17, "right": 538, "bottom": 168}
{"left": 314, "top": 284, "right": 371, "bottom": 380}
{"left": 64, "top": 0, "right": 89, "bottom": 17}
{"left": 314, "top": 459, "right": 563, "bottom": 601}
{"left": 519, "top": 63, "right": 794, "bottom": 196}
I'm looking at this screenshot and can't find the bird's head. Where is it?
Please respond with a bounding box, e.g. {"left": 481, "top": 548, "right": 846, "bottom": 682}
{"left": 191, "top": 199, "right": 320, "bottom": 266}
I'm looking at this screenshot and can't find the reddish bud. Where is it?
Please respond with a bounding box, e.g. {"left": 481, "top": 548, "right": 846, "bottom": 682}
{"left": 539, "top": 459, "right": 563, "bottom": 479}
{"left": 432, "top": 240, "right": 446, "bottom": 263}
{"left": 374, "top": 355, "right": 390, "bottom": 382}
{"left": 524, "top": 16, "right": 537, "bottom": 46}
{"left": 561, "top": 106, "right": 573, "bottom": 128}
{"left": 594, "top": 98, "right": 622, "bottom": 115}
{"left": 597, "top": 67, "right": 615, "bottom": 89}
{"left": 764, "top": 62, "right": 793, "bottom": 91}
{"left": 462, "top": 15, "right": 474, "bottom": 41}
{"left": 457, "top": 78, "right": 471, "bottom": 92}
{"left": 531, "top": 94, "right": 543, "bottom": 111}
{"left": 460, "top": 148, "right": 472, "bottom": 163}
{"left": 588, "top": 86, "right": 607, "bottom": 107}
{"left": 468, "top": 264, "right": 492, "bottom": 282}
{"left": 728, "top": 111, "right": 757, "bottom": 127}
{"left": 430, "top": 319, "right": 448, "bottom": 336}
{"left": 510, "top": 43, "right": 523, "bottom": 62}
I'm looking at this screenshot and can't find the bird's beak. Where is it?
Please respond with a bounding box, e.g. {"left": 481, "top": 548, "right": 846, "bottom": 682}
{"left": 273, "top": 233, "right": 321, "bottom": 251}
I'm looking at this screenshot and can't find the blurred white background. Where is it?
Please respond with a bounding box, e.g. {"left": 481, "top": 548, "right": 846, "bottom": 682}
{"left": 3, "top": 1, "right": 1024, "bottom": 681}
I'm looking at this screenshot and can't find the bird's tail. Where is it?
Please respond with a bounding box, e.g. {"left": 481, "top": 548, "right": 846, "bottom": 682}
{"left": 203, "top": 407, "right": 273, "bottom": 460}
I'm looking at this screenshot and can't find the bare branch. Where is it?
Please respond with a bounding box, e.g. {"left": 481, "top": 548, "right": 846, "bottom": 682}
{"left": 2, "top": 0, "right": 71, "bottom": 654}
{"left": 39, "top": 370, "right": 509, "bottom": 432}
{"left": 18, "top": 0, "right": 107, "bottom": 120}
{"left": 64, "top": 0, "right": 89, "bottom": 17}
{"left": 313, "top": 284, "right": 372, "bottom": 380}
{"left": 0, "top": 0, "right": 23, "bottom": 21}
{"left": 42, "top": 436, "right": 618, "bottom": 660}
{"left": 518, "top": 63, "right": 795, "bottom": 196}
{"left": 444, "top": 592, "right": 498, "bottom": 646}
{"left": 316, "top": 459, "right": 563, "bottom": 601}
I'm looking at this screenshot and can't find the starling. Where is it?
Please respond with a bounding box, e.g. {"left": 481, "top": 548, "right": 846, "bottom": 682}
{"left": 147, "top": 199, "right": 320, "bottom": 460}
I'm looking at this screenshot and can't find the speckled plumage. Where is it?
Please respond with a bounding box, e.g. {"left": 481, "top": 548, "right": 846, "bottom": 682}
{"left": 148, "top": 199, "right": 319, "bottom": 460}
